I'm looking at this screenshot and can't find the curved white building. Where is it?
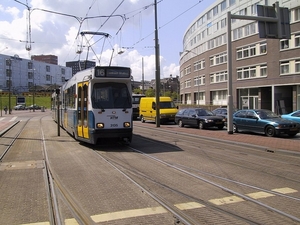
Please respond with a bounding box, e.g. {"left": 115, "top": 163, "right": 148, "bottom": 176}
{"left": 179, "top": 0, "right": 300, "bottom": 114}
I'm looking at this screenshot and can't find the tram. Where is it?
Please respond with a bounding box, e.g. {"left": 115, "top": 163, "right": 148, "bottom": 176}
{"left": 52, "top": 66, "right": 133, "bottom": 144}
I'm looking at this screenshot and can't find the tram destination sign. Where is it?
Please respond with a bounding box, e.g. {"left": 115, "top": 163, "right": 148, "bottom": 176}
{"left": 95, "top": 67, "right": 131, "bottom": 78}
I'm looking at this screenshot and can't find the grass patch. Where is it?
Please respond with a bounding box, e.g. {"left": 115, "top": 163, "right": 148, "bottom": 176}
{"left": 0, "top": 95, "right": 52, "bottom": 109}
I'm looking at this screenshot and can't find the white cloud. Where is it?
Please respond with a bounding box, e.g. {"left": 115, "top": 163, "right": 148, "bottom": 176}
{"left": 1, "top": 0, "right": 205, "bottom": 85}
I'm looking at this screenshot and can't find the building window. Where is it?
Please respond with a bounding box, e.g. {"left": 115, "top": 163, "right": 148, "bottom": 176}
{"left": 210, "top": 71, "right": 227, "bottom": 83}
{"left": 28, "top": 62, "right": 33, "bottom": 69}
{"left": 237, "top": 64, "right": 266, "bottom": 80}
{"left": 194, "top": 76, "right": 203, "bottom": 86}
{"left": 46, "top": 65, "right": 50, "bottom": 72}
{"left": 208, "top": 38, "right": 214, "bottom": 49}
{"left": 260, "top": 42, "right": 267, "bottom": 54}
{"left": 221, "top": 0, "right": 226, "bottom": 11}
{"left": 213, "top": 5, "right": 218, "bottom": 16}
{"left": 207, "top": 10, "right": 212, "bottom": 20}
{"left": 280, "top": 61, "right": 289, "bottom": 74}
{"left": 185, "top": 66, "right": 191, "bottom": 75}
{"left": 260, "top": 65, "right": 267, "bottom": 76}
{"left": 233, "top": 29, "right": 238, "bottom": 40}
{"left": 251, "top": 2, "right": 259, "bottom": 15}
{"left": 6, "top": 69, "right": 11, "bottom": 77}
{"left": 280, "top": 40, "right": 289, "bottom": 49}
{"left": 185, "top": 79, "right": 191, "bottom": 88}
{"left": 250, "top": 22, "right": 256, "bottom": 34}
{"left": 294, "top": 7, "right": 300, "bottom": 21}
{"left": 28, "top": 72, "right": 33, "bottom": 79}
{"left": 239, "top": 8, "right": 247, "bottom": 15}
{"left": 295, "top": 33, "right": 300, "bottom": 47}
{"left": 6, "top": 80, "right": 12, "bottom": 88}
{"left": 61, "top": 68, "right": 65, "bottom": 74}
{"left": 220, "top": 18, "right": 226, "bottom": 28}
{"left": 237, "top": 44, "right": 258, "bottom": 59}
{"left": 296, "top": 60, "right": 300, "bottom": 73}
{"left": 46, "top": 74, "right": 51, "bottom": 81}
{"left": 237, "top": 27, "right": 243, "bottom": 39}
{"left": 194, "top": 59, "right": 205, "bottom": 71}
{"left": 229, "top": 0, "right": 236, "bottom": 7}
{"left": 250, "top": 66, "right": 256, "bottom": 77}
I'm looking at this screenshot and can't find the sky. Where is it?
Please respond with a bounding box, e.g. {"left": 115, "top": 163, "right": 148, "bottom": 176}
{"left": 0, "top": 0, "right": 213, "bottom": 82}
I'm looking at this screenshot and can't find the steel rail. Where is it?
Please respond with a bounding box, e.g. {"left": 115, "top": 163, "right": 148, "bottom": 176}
{"left": 128, "top": 145, "right": 300, "bottom": 223}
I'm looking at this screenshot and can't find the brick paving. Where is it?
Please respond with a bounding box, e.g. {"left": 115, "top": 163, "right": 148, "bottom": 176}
{"left": 1, "top": 111, "right": 299, "bottom": 154}
{"left": 134, "top": 121, "right": 300, "bottom": 154}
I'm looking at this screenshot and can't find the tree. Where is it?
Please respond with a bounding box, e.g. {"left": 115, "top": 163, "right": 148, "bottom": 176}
{"left": 145, "top": 88, "right": 155, "bottom": 97}
{"left": 133, "top": 88, "right": 143, "bottom": 94}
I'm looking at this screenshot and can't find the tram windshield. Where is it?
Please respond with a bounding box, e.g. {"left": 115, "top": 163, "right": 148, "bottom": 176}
{"left": 92, "top": 82, "right": 131, "bottom": 109}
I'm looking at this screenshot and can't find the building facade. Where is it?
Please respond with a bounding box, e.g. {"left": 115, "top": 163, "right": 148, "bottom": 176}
{"left": 66, "top": 60, "right": 96, "bottom": 76}
{"left": 180, "top": 0, "right": 300, "bottom": 114}
{"left": 31, "top": 54, "right": 58, "bottom": 65}
{"left": 0, "top": 54, "right": 72, "bottom": 95}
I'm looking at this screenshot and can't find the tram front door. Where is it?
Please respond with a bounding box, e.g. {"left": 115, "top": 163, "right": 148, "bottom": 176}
{"left": 77, "top": 82, "right": 89, "bottom": 139}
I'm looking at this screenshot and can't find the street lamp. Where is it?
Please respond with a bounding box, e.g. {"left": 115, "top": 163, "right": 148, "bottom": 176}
{"left": 32, "top": 68, "right": 36, "bottom": 112}
{"left": 185, "top": 50, "right": 201, "bottom": 105}
{"left": 6, "top": 59, "right": 12, "bottom": 114}
{"left": 0, "top": 89, "right": 2, "bottom": 117}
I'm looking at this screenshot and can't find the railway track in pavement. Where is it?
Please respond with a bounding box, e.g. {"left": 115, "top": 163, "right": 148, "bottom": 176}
{"left": 1, "top": 113, "right": 300, "bottom": 224}
{"left": 91, "top": 132, "right": 300, "bottom": 224}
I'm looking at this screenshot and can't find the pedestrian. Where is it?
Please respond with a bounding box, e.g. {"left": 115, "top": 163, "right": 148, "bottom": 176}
{"left": 4, "top": 106, "right": 7, "bottom": 114}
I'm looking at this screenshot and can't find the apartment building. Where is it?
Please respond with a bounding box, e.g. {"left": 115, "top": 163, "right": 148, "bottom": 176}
{"left": 179, "top": 0, "right": 300, "bottom": 114}
{"left": 0, "top": 54, "right": 72, "bottom": 95}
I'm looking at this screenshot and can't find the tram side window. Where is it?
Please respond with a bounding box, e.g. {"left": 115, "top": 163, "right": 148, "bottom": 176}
{"left": 65, "top": 85, "right": 76, "bottom": 109}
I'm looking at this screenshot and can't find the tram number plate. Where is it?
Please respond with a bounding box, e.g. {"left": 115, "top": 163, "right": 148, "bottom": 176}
{"left": 111, "top": 124, "right": 118, "bottom": 127}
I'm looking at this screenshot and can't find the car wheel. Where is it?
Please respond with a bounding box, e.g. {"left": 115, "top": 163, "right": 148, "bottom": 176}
{"left": 233, "top": 123, "right": 238, "bottom": 133}
{"left": 265, "top": 126, "right": 276, "bottom": 137}
{"left": 178, "top": 120, "right": 184, "bottom": 128}
{"left": 198, "top": 121, "right": 204, "bottom": 129}
{"left": 140, "top": 116, "right": 145, "bottom": 123}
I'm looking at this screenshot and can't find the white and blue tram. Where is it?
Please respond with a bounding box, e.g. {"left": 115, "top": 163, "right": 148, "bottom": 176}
{"left": 52, "top": 66, "right": 133, "bottom": 144}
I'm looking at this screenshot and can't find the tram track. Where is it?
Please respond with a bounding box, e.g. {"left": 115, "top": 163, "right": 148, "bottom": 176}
{"left": 40, "top": 117, "right": 96, "bottom": 225}
{"left": 0, "top": 120, "right": 24, "bottom": 161}
{"left": 92, "top": 141, "right": 300, "bottom": 224}
{"left": 134, "top": 124, "right": 300, "bottom": 183}
{"left": 3, "top": 114, "right": 299, "bottom": 224}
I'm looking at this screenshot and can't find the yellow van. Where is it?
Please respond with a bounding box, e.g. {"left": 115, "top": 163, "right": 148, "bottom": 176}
{"left": 139, "top": 97, "right": 178, "bottom": 124}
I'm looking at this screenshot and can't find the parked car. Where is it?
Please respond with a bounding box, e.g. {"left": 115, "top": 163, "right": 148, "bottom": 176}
{"left": 28, "top": 104, "right": 41, "bottom": 110}
{"left": 175, "top": 108, "right": 225, "bottom": 129}
{"left": 212, "top": 107, "right": 237, "bottom": 126}
{"left": 233, "top": 109, "right": 300, "bottom": 137}
{"left": 14, "top": 105, "right": 26, "bottom": 110}
{"left": 281, "top": 110, "right": 300, "bottom": 123}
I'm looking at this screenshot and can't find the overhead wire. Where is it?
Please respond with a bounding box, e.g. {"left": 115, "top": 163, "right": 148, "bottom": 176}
{"left": 11, "top": 0, "right": 203, "bottom": 65}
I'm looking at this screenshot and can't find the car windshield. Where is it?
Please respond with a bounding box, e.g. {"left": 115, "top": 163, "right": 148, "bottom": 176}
{"left": 160, "top": 101, "right": 176, "bottom": 109}
{"left": 196, "top": 109, "right": 214, "bottom": 116}
{"left": 256, "top": 110, "right": 279, "bottom": 119}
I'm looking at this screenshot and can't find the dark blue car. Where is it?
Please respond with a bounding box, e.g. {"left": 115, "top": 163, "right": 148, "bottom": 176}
{"left": 233, "top": 109, "right": 300, "bottom": 137}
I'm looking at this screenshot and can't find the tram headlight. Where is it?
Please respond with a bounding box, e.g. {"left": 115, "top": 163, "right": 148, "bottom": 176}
{"left": 123, "top": 122, "right": 131, "bottom": 128}
{"left": 96, "top": 123, "right": 104, "bottom": 128}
